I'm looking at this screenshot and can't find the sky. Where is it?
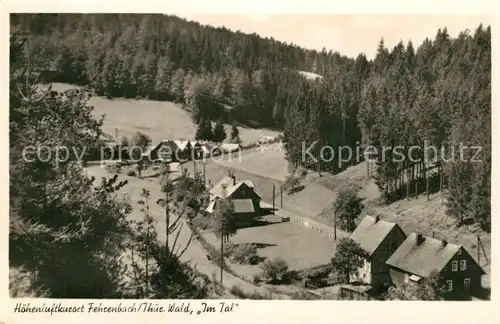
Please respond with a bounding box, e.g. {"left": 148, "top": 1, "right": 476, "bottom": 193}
{"left": 174, "top": 14, "right": 490, "bottom": 59}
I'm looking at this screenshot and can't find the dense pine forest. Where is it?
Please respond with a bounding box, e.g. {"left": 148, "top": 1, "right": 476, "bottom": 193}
{"left": 10, "top": 14, "right": 491, "bottom": 233}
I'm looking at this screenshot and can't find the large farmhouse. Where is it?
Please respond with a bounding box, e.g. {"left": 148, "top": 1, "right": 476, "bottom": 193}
{"left": 386, "top": 233, "right": 485, "bottom": 299}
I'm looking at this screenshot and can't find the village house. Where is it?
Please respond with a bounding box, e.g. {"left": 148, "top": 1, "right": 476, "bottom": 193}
{"left": 141, "top": 139, "right": 194, "bottom": 163}
{"left": 172, "top": 140, "right": 193, "bottom": 160}
{"left": 205, "top": 175, "right": 261, "bottom": 227}
{"left": 386, "top": 233, "right": 486, "bottom": 300}
{"left": 200, "top": 144, "right": 211, "bottom": 157}
{"left": 220, "top": 102, "right": 235, "bottom": 122}
{"left": 258, "top": 135, "right": 277, "bottom": 144}
{"left": 188, "top": 140, "right": 203, "bottom": 159}
{"left": 349, "top": 215, "right": 407, "bottom": 288}
{"left": 219, "top": 143, "right": 242, "bottom": 153}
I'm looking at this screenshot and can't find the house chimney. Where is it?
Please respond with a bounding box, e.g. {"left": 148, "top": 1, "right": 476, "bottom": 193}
{"left": 232, "top": 176, "right": 236, "bottom": 185}
{"left": 442, "top": 239, "right": 448, "bottom": 247}
{"left": 221, "top": 184, "right": 227, "bottom": 199}
{"left": 416, "top": 233, "right": 424, "bottom": 246}
{"left": 375, "top": 215, "right": 380, "bottom": 223}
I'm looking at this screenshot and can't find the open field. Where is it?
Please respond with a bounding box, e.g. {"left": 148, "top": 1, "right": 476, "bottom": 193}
{"left": 213, "top": 144, "right": 289, "bottom": 182}
{"left": 59, "top": 76, "right": 490, "bottom": 290}
{"left": 50, "top": 83, "right": 280, "bottom": 145}
{"left": 182, "top": 159, "right": 284, "bottom": 204}
{"left": 280, "top": 183, "right": 337, "bottom": 219}
{"left": 184, "top": 146, "right": 339, "bottom": 217}
{"left": 82, "top": 164, "right": 286, "bottom": 297}
{"left": 312, "top": 162, "right": 381, "bottom": 226}
{"left": 202, "top": 215, "right": 336, "bottom": 281}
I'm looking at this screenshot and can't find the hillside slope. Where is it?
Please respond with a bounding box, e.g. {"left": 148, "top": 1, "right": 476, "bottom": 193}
{"left": 309, "top": 162, "right": 490, "bottom": 281}
{"left": 49, "top": 83, "right": 279, "bottom": 145}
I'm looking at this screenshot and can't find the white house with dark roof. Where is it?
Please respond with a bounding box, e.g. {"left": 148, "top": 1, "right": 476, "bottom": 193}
{"left": 219, "top": 143, "right": 242, "bottom": 153}
{"left": 348, "top": 215, "right": 407, "bottom": 287}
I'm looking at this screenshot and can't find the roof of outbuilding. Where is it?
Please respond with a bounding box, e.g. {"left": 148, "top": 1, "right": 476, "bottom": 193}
{"left": 350, "top": 215, "right": 403, "bottom": 257}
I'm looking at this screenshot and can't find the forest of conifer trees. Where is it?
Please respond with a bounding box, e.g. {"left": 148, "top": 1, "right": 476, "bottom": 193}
{"left": 10, "top": 14, "right": 491, "bottom": 232}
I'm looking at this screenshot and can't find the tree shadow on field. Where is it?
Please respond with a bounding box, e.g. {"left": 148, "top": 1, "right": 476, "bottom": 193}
{"left": 287, "top": 185, "right": 305, "bottom": 195}
{"left": 260, "top": 207, "right": 277, "bottom": 216}
{"left": 251, "top": 242, "right": 277, "bottom": 249}
{"left": 238, "top": 219, "right": 281, "bottom": 229}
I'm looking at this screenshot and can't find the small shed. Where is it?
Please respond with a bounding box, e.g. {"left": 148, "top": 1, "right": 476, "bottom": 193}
{"left": 220, "top": 143, "right": 242, "bottom": 153}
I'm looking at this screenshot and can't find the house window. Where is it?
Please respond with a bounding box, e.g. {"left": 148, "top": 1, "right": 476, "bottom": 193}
{"left": 464, "top": 278, "right": 471, "bottom": 290}
{"left": 452, "top": 261, "right": 458, "bottom": 271}
{"left": 460, "top": 260, "right": 467, "bottom": 271}
{"left": 404, "top": 274, "right": 409, "bottom": 283}
{"left": 446, "top": 280, "right": 453, "bottom": 292}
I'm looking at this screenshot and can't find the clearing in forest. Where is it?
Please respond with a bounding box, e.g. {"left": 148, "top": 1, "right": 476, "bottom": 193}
{"left": 49, "top": 83, "right": 280, "bottom": 145}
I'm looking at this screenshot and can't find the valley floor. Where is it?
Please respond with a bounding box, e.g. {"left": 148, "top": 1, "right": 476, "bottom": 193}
{"left": 61, "top": 79, "right": 489, "bottom": 295}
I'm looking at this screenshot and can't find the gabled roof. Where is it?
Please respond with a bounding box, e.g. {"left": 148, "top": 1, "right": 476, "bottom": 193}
{"left": 142, "top": 143, "right": 157, "bottom": 156}
{"left": 209, "top": 176, "right": 234, "bottom": 197}
{"left": 209, "top": 176, "right": 259, "bottom": 200}
{"left": 206, "top": 199, "right": 217, "bottom": 214}
{"left": 143, "top": 140, "right": 173, "bottom": 155}
{"left": 205, "top": 198, "right": 255, "bottom": 214}
{"left": 145, "top": 140, "right": 192, "bottom": 156}
{"left": 385, "top": 233, "right": 484, "bottom": 278}
{"left": 350, "top": 215, "right": 402, "bottom": 257}
{"left": 241, "top": 180, "right": 255, "bottom": 189}
{"left": 220, "top": 143, "right": 241, "bottom": 152}
{"left": 259, "top": 135, "right": 277, "bottom": 143}
{"left": 173, "top": 140, "right": 191, "bottom": 151}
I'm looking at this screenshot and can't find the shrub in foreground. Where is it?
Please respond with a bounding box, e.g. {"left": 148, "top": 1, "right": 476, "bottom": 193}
{"left": 231, "top": 243, "right": 260, "bottom": 265}
{"left": 260, "top": 258, "right": 289, "bottom": 283}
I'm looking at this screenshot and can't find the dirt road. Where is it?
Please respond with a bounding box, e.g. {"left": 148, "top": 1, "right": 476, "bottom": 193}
{"left": 85, "top": 166, "right": 287, "bottom": 298}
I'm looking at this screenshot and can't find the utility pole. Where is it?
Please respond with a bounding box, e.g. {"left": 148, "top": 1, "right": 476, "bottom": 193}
{"left": 272, "top": 185, "right": 275, "bottom": 215}
{"left": 203, "top": 162, "right": 206, "bottom": 186}
{"left": 220, "top": 221, "right": 224, "bottom": 285}
{"left": 334, "top": 209, "right": 337, "bottom": 241}
{"left": 280, "top": 185, "right": 283, "bottom": 208}
{"left": 144, "top": 199, "right": 151, "bottom": 297}
{"left": 165, "top": 163, "right": 170, "bottom": 249}
{"left": 220, "top": 184, "right": 227, "bottom": 285}
{"left": 477, "top": 235, "right": 480, "bottom": 266}
{"left": 441, "top": 167, "right": 445, "bottom": 206}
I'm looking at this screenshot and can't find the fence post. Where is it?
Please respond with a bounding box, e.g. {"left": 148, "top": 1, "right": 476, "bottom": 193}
{"left": 280, "top": 185, "right": 283, "bottom": 208}
{"left": 272, "top": 185, "right": 275, "bottom": 215}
